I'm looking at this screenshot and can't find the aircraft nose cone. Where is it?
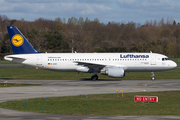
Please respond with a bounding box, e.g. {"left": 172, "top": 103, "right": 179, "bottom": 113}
{"left": 172, "top": 61, "right": 177, "bottom": 68}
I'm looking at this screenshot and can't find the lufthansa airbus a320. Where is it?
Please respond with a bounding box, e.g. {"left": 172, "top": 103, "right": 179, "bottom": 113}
{"left": 4, "top": 26, "right": 177, "bottom": 80}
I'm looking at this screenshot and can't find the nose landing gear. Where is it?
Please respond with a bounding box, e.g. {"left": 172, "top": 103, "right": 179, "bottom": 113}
{"left": 151, "top": 72, "right": 155, "bottom": 81}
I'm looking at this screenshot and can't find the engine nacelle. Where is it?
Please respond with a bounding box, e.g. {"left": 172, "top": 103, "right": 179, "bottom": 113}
{"left": 101, "top": 67, "right": 125, "bottom": 78}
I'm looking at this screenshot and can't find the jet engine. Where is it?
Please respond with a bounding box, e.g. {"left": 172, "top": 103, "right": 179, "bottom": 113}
{"left": 101, "top": 67, "right": 125, "bottom": 78}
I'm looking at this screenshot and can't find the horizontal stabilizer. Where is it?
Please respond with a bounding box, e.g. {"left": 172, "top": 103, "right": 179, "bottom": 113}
{"left": 4, "top": 55, "right": 26, "bottom": 62}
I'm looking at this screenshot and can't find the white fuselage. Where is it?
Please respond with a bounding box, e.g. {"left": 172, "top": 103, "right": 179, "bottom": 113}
{"left": 4, "top": 53, "right": 177, "bottom": 73}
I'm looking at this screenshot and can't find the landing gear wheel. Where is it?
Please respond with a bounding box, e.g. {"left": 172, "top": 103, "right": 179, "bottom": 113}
{"left": 151, "top": 77, "right": 155, "bottom": 81}
{"left": 91, "top": 75, "right": 98, "bottom": 81}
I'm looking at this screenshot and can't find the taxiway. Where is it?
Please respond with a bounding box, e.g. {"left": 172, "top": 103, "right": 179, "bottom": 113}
{"left": 0, "top": 79, "right": 180, "bottom": 120}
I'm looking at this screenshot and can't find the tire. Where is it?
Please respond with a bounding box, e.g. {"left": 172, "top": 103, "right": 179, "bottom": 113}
{"left": 91, "top": 75, "right": 98, "bottom": 81}
{"left": 151, "top": 77, "right": 155, "bottom": 81}
{"left": 95, "top": 75, "right": 98, "bottom": 80}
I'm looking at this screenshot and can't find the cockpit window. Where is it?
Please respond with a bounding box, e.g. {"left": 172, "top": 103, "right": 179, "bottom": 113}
{"left": 162, "top": 58, "right": 170, "bottom": 61}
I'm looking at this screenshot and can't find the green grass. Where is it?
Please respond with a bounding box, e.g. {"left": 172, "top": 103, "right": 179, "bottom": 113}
{"left": 0, "top": 67, "right": 179, "bottom": 79}
{"left": 0, "top": 91, "right": 180, "bottom": 115}
{"left": 0, "top": 60, "right": 17, "bottom": 65}
{"left": 0, "top": 67, "right": 98, "bottom": 79}
{"left": 0, "top": 83, "right": 41, "bottom": 87}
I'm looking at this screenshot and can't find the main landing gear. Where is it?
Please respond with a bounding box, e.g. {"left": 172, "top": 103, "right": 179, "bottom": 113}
{"left": 91, "top": 71, "right": 98, "bottom": 80}
{"left": 91, "top": 75, "right": 98, "bottom": 81}
{"left": 151, "top": 72, "right": 155, "bottom": 81}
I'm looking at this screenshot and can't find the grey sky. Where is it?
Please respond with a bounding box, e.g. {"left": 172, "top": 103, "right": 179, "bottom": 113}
{"left": 0, "top": 0, "right": 179, "bottom": 24}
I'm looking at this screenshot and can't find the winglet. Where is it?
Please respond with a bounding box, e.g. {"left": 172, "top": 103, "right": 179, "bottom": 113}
{"left": 7, "top": 26, "right": 40, "bottom": 54}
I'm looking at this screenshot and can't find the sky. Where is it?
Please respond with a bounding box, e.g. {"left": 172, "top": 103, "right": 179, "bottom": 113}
{"left": 0, "top": 0, "right": 180, "bottom": 24}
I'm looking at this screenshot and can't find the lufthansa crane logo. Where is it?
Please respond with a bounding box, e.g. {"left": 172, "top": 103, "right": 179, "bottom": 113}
{"left": 12, "top": 34, "right": 24, "bottom": 47}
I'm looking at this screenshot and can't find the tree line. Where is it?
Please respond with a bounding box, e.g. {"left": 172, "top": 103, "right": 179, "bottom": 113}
{"left": 0, "top": 15, "right": 180, "bottom": 59}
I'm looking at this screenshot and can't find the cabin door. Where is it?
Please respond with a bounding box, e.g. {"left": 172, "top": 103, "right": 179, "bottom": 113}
{"left": 151, "top": 55, "right": 156, "bottom": 65}
{"left": 37, "top": 55, "right": 42, "bottom": 66}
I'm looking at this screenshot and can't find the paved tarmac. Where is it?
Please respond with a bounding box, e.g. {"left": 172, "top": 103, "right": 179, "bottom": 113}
{"left": 0, "top": 79, "right": 180, "bottom": 120}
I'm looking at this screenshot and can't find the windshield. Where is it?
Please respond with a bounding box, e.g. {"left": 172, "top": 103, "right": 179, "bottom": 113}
{"left": 162, "top": 58, "right": 170, "bottom": 61}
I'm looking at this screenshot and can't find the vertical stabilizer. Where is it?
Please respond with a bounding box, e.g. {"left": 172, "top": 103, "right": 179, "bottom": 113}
{"left": 7, "top": 26, "right": 39, "bottom": 54}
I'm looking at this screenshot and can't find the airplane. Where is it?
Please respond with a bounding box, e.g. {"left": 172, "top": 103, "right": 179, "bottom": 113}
{"left": 4, "top": 26, "right": 177, "bottom": 80}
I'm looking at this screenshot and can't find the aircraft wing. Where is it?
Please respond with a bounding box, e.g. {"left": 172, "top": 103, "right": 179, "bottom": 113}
{"left": 74, "top": 61, "right": 106, "bottom": 71}
{"left": 74, "top": 61, "right": 128, "bottom": 72}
